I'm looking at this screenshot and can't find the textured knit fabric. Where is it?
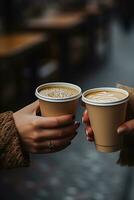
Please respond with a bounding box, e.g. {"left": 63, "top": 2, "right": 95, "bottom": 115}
{"left": 116, "top": 84, "right": 134, "bottom": 166}
{"left": 0, "top": 111, "right": 30, "bottom": 169}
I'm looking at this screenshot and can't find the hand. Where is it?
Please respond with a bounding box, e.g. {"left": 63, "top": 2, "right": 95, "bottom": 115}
{"left": 82, "top": 110, "right": 94, "bottom": 142}
{"left": 117, "top": 119, "right": 134, "bottom": 135}
{"left": 13, "top": 101, "right": 80, "bottom": 154}
{"left": 83, "top": 110, "right": 134, "bottom": 140}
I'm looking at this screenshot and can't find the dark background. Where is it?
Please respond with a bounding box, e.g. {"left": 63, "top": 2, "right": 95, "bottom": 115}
{"left": 0, "top": 0, "right": 134, "bottom": 200}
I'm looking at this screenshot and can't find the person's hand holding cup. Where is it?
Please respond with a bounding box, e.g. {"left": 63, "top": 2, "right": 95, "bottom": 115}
{"left": 13, "top": 101, "right": 80, "bottom": 154}
{"left": 82, "top": 109, "right": 94, "bottom": 142}
{"left": 82, "top": 87, "right": 129, "bottom": 153}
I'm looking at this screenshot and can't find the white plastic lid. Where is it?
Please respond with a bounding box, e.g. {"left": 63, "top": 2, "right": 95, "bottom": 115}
{"left": 35, "top": 82, "right": 82, "bottom": 103}
{"left": 82, "top": 87, "right": 129, "bottom": 106}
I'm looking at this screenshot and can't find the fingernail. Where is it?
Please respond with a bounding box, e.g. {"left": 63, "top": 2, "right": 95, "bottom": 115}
{"left": 82, "top": 117, "right": 84, "bottom": 123}
{"left": 86, "top": 136, "right": 92, "bottom": 141}
{"left": 87, "top": 136, "right": 94, "bottom": 142}
{"left": 86, "top": 136, "right": 90, "bottom": 141}
{"left": 75, "top": 121, "right": 80, "bottom": 129}
{"left": 89, "top": 138, "right": 94, "bottom": 142}
{"left": 117, "top": 126, "right": 127, "bottom": 134}
{"left": 84, "top": 110, "right": 88, "bottom": 114}
{"left": 86, "top": 130, "right": 89, "bottom": 136}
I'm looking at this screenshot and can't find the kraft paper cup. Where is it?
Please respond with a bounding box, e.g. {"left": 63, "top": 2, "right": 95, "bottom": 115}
{"left": 35, "top": 82, "right": 82, "bottom": 117}
{"left": 82, "top": 87, "right": 129, "bottom": 153}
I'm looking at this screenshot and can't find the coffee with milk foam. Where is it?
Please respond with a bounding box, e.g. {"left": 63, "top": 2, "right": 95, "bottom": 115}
{"left": 39, "top": 86, "right": 78, "bottom": 99}
{"left": 86, "top": 90, "right": 127, "bottom": 103}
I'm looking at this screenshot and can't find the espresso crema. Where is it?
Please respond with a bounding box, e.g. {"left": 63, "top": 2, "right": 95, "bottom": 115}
{"left": 86, "top": 90, "right": 127, "bottom": 103}
{"left": 39, "top": 86, "right": 78, "bottom": 99}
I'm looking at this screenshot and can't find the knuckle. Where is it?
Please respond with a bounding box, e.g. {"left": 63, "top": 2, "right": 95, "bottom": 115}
{"left": 32, "top": 132, "right": 39, "bottom": 142}
{"left": 123, "top": 122, "right": 131, "bottom": 131}
{"left": 32, "top": 119, "right": 38, "bottom": 128}
{"left": 55, "top": 118, "right": 60, "bottom": 127}
{"left": 129, "top": 120, "right": 134, "bottom": 129}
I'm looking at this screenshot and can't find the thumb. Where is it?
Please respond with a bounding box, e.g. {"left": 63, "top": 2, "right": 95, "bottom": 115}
{"left": 117, "top": 119, "right": 134, "bottom": 134}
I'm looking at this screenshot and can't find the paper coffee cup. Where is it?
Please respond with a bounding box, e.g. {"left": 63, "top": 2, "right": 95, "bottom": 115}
{"left": 82, "top": 87, "right": 129, "bottom": 153}
{"left": 35, "top": 82, "right": 82, "bottom": 117}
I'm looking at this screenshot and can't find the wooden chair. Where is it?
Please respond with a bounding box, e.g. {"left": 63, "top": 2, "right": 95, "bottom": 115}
{"left": 0, "top": 33, "right": 48, "bottom": 111}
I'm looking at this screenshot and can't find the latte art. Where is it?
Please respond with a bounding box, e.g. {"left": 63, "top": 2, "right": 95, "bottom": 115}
{"left": 86, "top": 91, "right": 127, "bottom": 103}
{"left": 39, "top": 87, "right": 78, "bottom": 99}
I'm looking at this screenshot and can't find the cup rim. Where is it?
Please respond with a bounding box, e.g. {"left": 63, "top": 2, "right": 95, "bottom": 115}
{"left": 82, "top": 87, "right": 129, "bottom": 106}
{"left": 35, "top": 82, "right": 82, "bottom": 102}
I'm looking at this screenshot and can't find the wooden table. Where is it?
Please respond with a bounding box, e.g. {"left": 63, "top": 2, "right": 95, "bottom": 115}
{"left": 27, "top": 12, "right": 85, "bottom": 31}
{"left": 0, "top": 34, "right": 46, "bottom": 59}
{"left": 0, "top": 33, "right": 48, "bottom": 109}
{"left": 26, "top": 12, "right": 86, "bottom": 80}
{"left": 26, "top": 4, "right": 111, "bottom": 77}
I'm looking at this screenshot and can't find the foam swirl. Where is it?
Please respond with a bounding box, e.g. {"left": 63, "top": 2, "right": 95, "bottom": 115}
{"left": 39, "top": 87, "right": 78, "bottom": 99}
{"left": 86, "top": 91, "right": 126, "bottom": 103}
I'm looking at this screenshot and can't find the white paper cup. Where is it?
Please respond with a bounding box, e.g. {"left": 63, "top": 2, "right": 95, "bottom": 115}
{"left": 35, "top": 82, "right": 82, "bottom": 117}
{"left": 82, "top": 87, "right": 129, "bottom": 153}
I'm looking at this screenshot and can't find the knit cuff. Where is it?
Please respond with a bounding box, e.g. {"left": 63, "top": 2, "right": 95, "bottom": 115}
{"left": 0, "top": 111, "right": 30, "bottom": 169}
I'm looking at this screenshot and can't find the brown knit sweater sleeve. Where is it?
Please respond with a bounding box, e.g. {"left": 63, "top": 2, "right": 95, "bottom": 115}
{"left": 0, "top": 111, "right": 30, "bottom": 169}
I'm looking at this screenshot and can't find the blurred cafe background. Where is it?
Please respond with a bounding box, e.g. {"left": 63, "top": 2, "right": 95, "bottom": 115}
{"left": 0, "top": 0, "right": 134, "bottom": 199}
